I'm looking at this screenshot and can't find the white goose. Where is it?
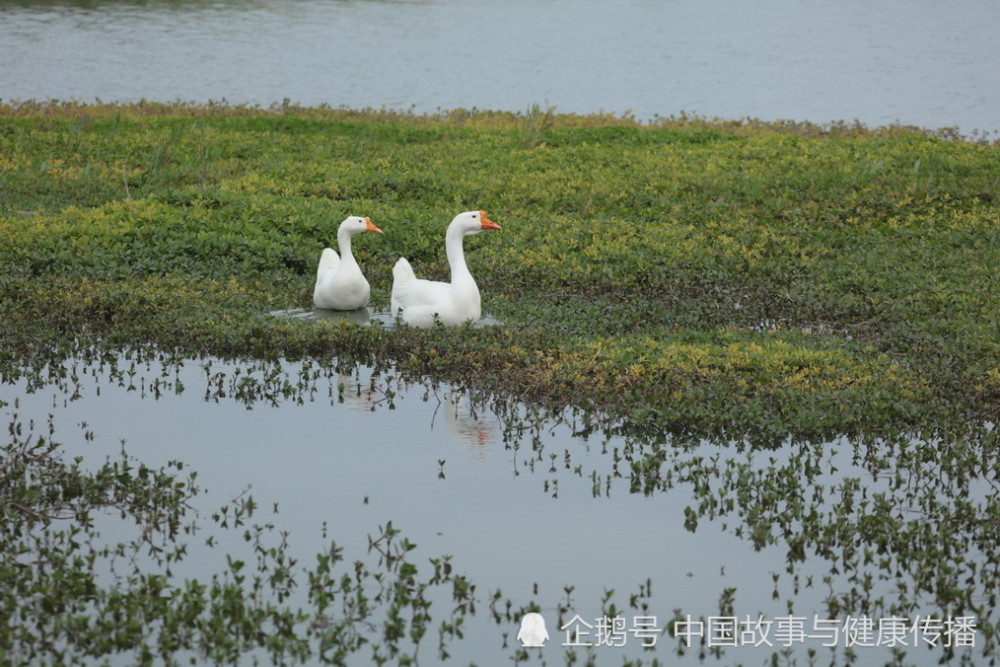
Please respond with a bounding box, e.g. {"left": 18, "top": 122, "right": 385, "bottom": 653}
{"left": 391, "top": 210, "right": 501, "bottom": 327}
{"left": 313, "top": 216, "right": 383, "bottom": 311}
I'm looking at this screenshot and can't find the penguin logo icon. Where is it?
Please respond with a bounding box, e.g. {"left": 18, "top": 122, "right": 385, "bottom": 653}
{"left": 517, "top": 612, "right": 549, "bottom": 647}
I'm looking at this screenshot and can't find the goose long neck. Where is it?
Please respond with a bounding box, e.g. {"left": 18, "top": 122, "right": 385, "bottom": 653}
{"left": 445, "top": 226, "right": 471, "bottom": 281}
{"left": 337, "top": 228, "right": 357, "bottom": 265}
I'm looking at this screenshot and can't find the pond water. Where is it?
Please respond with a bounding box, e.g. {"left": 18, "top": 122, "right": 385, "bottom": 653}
{"left": 2, "top": 351, "right": 995, "bottom": 664}
{"left": 270, "top": 307, "right": 502, "bottom": 327}
{"left": 2, "top": 0, "right": 999, "bottom": 135}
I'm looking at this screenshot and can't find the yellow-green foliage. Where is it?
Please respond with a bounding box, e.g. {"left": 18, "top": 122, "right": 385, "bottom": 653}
{"left": 1, "top": 102, "right": 997, "bottom": 440}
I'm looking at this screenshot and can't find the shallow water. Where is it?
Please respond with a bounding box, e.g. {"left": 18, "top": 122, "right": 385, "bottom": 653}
{"left": 270, "top": 307, "right": 502, "bottom": 327}
{"left": 1, "top": 0, "right": 999, "bottom": 135}
{"left": 2, "top": 352, "right": 994, "bottom": 664}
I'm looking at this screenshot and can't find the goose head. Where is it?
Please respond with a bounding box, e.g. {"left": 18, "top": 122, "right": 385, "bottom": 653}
{"left": 450, "top": 210, "right": 502, "bottom": 236}
{"left": 340, "top": 216, "right": 384, "bottom": 235}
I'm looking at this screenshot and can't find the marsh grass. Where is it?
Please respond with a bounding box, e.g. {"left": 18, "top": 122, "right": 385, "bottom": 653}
{"left": 2, "top": 101, "right": 996, "bottom": 439}
{"left": 1, "top": 102, "right": 998, "bottom": 665}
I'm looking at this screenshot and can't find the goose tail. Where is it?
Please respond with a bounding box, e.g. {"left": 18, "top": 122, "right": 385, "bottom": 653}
{"left": 392, "top": 257, "right": 416, "bottom": 285}
{"left": 390, "top": 257, "right": 417, "bottom": 318}
{"left": 317, "top": 248, "right": 340, "bottom": 278}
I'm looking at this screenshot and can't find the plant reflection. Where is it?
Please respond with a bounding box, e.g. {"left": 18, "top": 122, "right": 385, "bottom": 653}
{"left": 1, "top": 347, "right": 996, "bottom": 665}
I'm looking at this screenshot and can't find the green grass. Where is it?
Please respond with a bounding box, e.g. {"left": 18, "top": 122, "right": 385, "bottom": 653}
{"left": 1, "top": 101, "right": 998, "bottom": 442}
{"left": 2, "top": 101, "right": 999, "bottom": 664}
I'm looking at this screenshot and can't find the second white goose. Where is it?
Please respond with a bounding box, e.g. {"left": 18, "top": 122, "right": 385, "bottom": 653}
{"left": 391, "top": 210, "right": 501, "bottom": 327}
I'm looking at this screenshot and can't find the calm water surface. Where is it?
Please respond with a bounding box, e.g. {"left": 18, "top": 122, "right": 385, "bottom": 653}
{"left": 2, "top": 354, "right": 992, "bottom": 664}
{"left": 1, "top": 0, "right": 998, "bottom": 134}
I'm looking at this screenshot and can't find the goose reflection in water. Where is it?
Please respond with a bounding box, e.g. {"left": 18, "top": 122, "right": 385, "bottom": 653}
{"left": 441, "top": 391, "right": 498, "bottom": 456}
{"left": 334, "top": 373, "right": 383, "bottom": 413}
{"left": 331, "top": 372, "right": 499, "bottom": 453}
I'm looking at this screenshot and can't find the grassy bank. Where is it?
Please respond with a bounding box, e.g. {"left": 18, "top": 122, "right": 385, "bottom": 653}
{"left": 2, "top": 102, "right": 999, "bottom": 666}
{"left": 1, "top": 101, "right": 998, "bottom": 441}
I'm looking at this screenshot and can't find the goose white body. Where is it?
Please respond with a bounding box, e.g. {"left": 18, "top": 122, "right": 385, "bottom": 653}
{"left": 313, "top": 216, "right": 383, "bottom": 311}
{"left": 390, "top": 210, "right": 501, "bottom": 327}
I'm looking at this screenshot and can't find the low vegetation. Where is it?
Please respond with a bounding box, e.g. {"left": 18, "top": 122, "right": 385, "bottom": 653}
{"left": 1, "top": 102, "right": 997, "bottom": 665}
{"left": 2, "top": 101, "right": 996, "bottom": 440}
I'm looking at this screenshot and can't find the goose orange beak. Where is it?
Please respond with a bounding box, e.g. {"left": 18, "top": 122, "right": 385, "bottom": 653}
{"left": 479, "top": 210, "right": 501, "bottom": 230}
{"left": 364, "top": 217, "right": 384, "bottom": 233}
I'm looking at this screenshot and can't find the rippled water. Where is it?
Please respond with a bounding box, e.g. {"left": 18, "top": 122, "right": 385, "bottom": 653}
{"left": 2, "top": 0, "right": 998, "bottom": 134}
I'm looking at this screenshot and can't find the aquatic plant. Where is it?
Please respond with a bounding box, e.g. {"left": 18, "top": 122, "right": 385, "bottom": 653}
{"left": 0, "top": 393, "right": 481, "bottom": 664}
{"left": 1, "top": 102, "right": 998, "bottom": 664}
